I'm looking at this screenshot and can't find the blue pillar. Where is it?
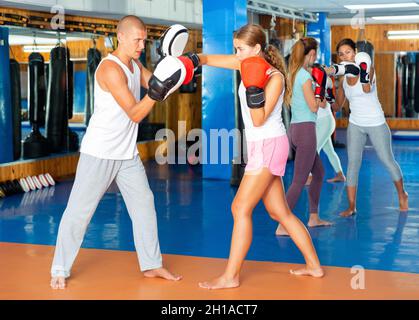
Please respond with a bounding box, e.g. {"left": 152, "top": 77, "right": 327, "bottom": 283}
{"left": 0, "top": 27, "right": 13, "bottom": 163}
{"left": 307, "top": 13, "right": 331, "bottom": 66}
{"left": 202, "top": 0, "right": 247, "bottom": 180}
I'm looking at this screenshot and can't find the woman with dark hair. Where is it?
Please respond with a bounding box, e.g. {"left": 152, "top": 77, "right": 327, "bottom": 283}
{"left": 276, "top": 37, "right": 333, "bottom": 236}
{"left": 326, "top": 38, "right": 408, "bottom": 217}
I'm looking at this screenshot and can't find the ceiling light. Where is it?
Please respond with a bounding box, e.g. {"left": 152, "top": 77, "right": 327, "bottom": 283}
{"left": 345, "top": 3, "right": 419, "bottom": 10}
{"left": 387, "top": 30, "right": 419, "bottom": 40}
{"left": 372, "top": 15, "right": 419, "bottom": 20}
{"left": 23, "top": 45, "right": 56, "bottom": 53}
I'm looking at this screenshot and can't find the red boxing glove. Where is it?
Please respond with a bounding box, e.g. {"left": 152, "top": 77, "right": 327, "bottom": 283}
{"left": 311, "top": 63, "right": 327, "bottom": 101}
{"left": 240, "top": 56, "right": 271, "bottom": 108}
{"left": 178, "top": 55, "right": 195, "bottom": 85}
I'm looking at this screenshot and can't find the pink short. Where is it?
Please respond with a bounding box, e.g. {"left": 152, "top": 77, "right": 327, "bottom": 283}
{"left": 245, "top": 134, "right": 289, "bottom": 176}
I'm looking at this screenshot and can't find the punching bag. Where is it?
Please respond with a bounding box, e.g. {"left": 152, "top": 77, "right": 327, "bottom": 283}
{"left": 356, "top": 40, "right": 374, "bottom": 65}
{"left": 45, "top": 46, "right": 69, "bottom": 153}
{"left": 395, "top": 55, "right": 403, "bottom": 118}
{"left": 402, "top": 55, "right": 413, "bottom": 117}
{"left": 283, "top": 54, "right": 294, "bottom": 160}
{"left": 415, "top": 53, "right": 419, "bottom": 113}
{"left": 230, "top": 70, "right": 246, "bottom": 186}
{"left": 67, "top": 55, "right": 73, "bottom": 121}
{"left": 66, "top": 52, "right": 79, "bottom": 152}
{"left": 85, "top": 48, "right": 101, "bottom": 126}
{"left": 28, "top": 53, "right": 46, "bottom": 127}
{"left": 282, "top": 104, "right": 294, "bottom": 160}
{"left": 0, "top": 27, "right": 14, "bottom": 164}
{"left": 10, "top": 59, "right": 22, "bottom": 160}
{"left": 22, "top": 52, "right": 49, "bottom": 159}
{"left": 407, "top": 54, "right": 416, "bottom": 117}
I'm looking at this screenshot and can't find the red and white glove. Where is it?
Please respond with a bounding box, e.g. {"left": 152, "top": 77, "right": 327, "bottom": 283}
{"left": 355, "top": 52, "right": 372, "bottom": 84}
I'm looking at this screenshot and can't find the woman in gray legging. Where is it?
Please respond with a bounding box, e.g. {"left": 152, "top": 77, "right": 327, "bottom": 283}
{"left": 327, "top": 38, "right": 408, "bottom": 217}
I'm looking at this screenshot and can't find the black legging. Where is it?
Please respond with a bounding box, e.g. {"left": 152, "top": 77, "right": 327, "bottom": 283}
{"left": 286, "top": 122, "right": 324, "bottom": 213}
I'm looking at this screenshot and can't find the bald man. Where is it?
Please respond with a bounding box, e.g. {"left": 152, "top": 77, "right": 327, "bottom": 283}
{"left": 50, "top": 15, "right": 182, "bottom": 290}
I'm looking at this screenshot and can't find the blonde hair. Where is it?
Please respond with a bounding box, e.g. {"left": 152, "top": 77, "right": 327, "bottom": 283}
{"left": 286, "top": 37, "right": 318, "bottom": 106}
{"left": 234, "top": 24, "right": 291, "bottom": 106}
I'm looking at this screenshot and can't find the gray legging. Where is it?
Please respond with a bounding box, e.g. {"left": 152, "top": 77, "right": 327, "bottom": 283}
{"left": 347, "top": 122, "right": 403, "bottom": 187}
{"left": 287, "top": 122, "right": 325, "bottom": 214}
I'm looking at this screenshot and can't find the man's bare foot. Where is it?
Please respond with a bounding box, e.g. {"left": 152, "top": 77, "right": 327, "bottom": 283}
{"left": 327, "top": 172, "right": 346, "bottom": 183}
{"left": 290, "top": 267, "right": 324, "bottom": 278}
{"left": 199, "top": 275, "right": 239, "bottom": 290}
{"left": 307, "top": 216, "right": 333, "bottom": 227}
{"left": 399, "top": 192, "right": 409, "bottom": 212}
{"left": 50, "top": 276, "right": 66, "bottom": 290}
{"left": 143, "top": 267, "right": 182, "bottom": 281}
{"left": 275, "top": 224, "right": 289, "bottom": 236}
{"left": 305, "top": 175, "right": 312, "bottom": 186}
{"left": 339, "top": 208, "right": 356, "bottom": 217}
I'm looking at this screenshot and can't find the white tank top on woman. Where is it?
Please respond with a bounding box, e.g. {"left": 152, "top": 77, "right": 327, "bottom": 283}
{"left": 80, "top": 54, "right": 142, "bottom": 160}
{"left": 238, "top": 72, "right": 286, "bottom": 141}
{"left": 343, "top": 74, "right": 385, "bottom": 127}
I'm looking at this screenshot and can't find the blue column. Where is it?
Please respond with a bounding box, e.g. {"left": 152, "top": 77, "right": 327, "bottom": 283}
{"left": 307, "top": 13, "right": 331, "bottom": 65}
{"left": 202, "top": 0, "right": 247, "bottom": 180}
{"left": 0, "top": 27, "right": 13, "bottom": 163}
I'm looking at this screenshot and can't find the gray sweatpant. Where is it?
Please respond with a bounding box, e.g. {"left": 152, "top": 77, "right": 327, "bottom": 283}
{"left": 347, "top": 122, "right": 403, "bottom": 187}
{"left": 51, "top": 153, "right": 162, "bottom": 278}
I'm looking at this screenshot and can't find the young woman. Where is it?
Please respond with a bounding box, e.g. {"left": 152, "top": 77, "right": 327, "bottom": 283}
{"left": 306, "top": 89, "right": 346, "bottom": 185}
{"left": 316, "top": 87, "right": 346, "bottom": 183}
{"left": 197, "top": 24, "right": 324, "bottom": 290}
{"left": 327, "top": 38, "right": 408, "bottom": 217}
{"left": 276, "top": 37, "right": 332, "bottom": 236}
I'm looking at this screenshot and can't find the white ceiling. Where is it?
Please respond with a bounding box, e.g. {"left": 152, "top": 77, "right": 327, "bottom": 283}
{"left": 264, "top": 0, "right": 419, "bottom": 23}
{"left": 264, "top": 0, "right": 419, "bottom": 13}
{"left": 1, "top": 0, "right": 418, "bottom": 26}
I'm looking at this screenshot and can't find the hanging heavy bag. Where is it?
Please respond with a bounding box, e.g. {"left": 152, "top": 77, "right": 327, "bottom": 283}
{"left": 66, "top": 53, "right": 79, "bottom": 152}
{"left": 10, "top": 59, "right": 22, "bottom": 160}
{"left": 356, "top": 40, "right": 374, "bottom": 65}
{"left": 45, "top": 46, "right": 68, "bottom": 153}
{"left": 22, "top": 52, "right": 49, "bottom": 159}
{"left": 85, "top": 48, "right": 101, "bottom": 126}
{"left": 415, "top": 53, "right": 419, "bottom": 113}
{"left": 407, "top": 56, "right": 415, "bottom": 116}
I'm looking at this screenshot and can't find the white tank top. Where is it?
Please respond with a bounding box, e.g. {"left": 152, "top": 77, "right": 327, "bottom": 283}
{"left": 80, "top": 53, "right": 142, "bottom": 160}
{"left": 343, "top": 74, "right": 385, "bottom": 127}
{"left": 317, "top": 102, "right": 333, "bottom": 119}
{"left": 238, "top": 72, "right": 286, "bottom": 141}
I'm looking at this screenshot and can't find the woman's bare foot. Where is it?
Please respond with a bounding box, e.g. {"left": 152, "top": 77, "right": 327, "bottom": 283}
{"left": 50, "top": 276, "right": 66, "bottom": 289}
{"left": 327, "top": 172, "right": 346, "bottom": 183}
{"left": 199, "top": 275, "right": 240, "bottom": 290}
{"left": 275, "top": 224, "right": 289, "bottom": 236}
{"left": 290, "top": 267, "right": 324, "bottom": 278}
{"left": 307, "top": 215, "right": 333, "bottom": 227}
{"left": 143, "top": 267, "right": 182, "bottom": 281}
{"left": 340, "top": 208, "right": 356, "bottom": 217}
{"left": 305, "top": 175, "right": 312, "bottom": 186}
{"left": 399, "top": 192, "right": 409, "bottom": 212}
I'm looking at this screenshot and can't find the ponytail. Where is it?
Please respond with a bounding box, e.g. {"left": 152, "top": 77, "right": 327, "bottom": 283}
{"left": 286, "top": 38, "right": 318, "bottom": 107}
{"left": 263, "top": 44, "right": 291, "bottom": 106}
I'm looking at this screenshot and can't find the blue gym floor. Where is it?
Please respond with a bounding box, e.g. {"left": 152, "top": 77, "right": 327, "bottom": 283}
{"left": 1, "top": 129, "right": 418, "bottom": 274}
